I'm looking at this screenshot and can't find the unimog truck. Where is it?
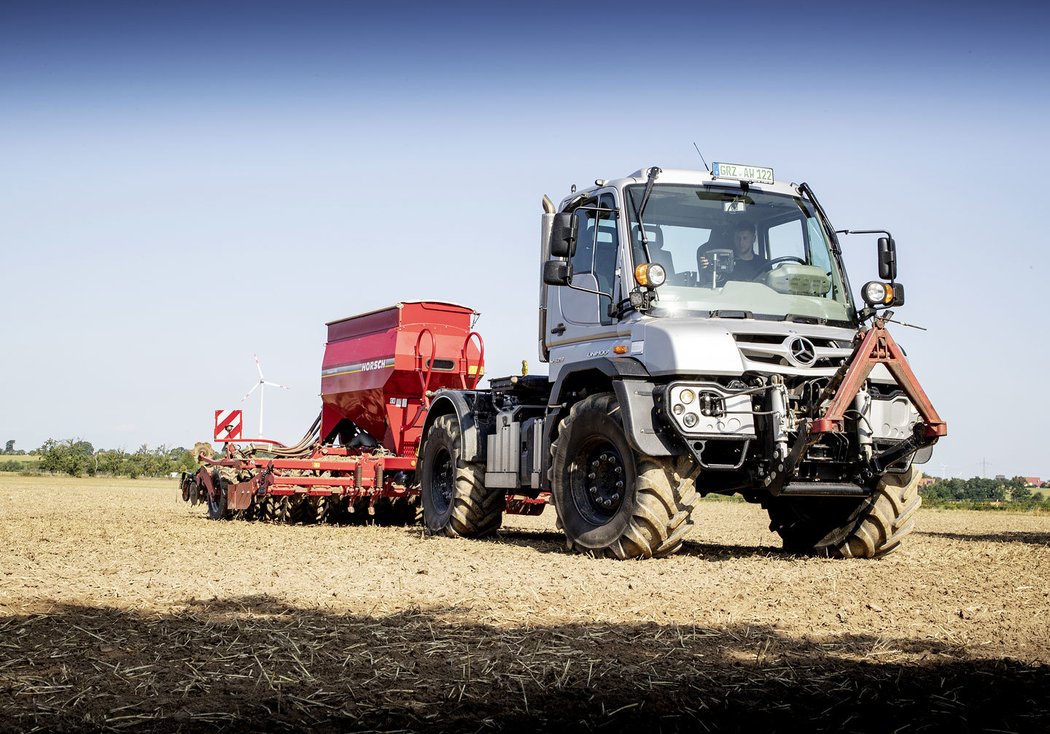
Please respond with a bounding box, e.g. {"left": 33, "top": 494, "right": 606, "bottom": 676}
{"left": 182, "top": 162, "right": 945, "bottom": 561}
{"left": 417, "top": 164, "right": 945, "bottom": 559}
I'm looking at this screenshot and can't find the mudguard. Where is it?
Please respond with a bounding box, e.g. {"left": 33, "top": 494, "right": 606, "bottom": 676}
{"left": 612, "top": 379, "right": 682, "bottom": 457}
{"left": 547, "top": 356, "right": 650, "bottom": 406}
{"left": 419, "top": 390, "right": 490, "bottom": 464}
{"left": 545, "top": 357, "right": 683, "bottom": 462}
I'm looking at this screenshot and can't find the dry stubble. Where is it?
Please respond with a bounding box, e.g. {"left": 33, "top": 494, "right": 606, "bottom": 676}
{"left": 1, "top": 475, "right": 1048, "bottom": 732}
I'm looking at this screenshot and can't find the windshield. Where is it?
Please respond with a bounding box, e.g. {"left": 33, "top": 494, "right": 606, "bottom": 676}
{"left": 626, "top": 184, "right": 855, "bottom": 325}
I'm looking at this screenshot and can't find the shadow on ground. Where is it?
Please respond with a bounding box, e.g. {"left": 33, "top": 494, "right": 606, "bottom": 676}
{"left": 1, "top": 596, "right": 1046, "bottom": 733}
{"left": 918, "top": 529, "right": 1050, "bottom": 546}
{"left": 432, "top": 529, "right": 786, "bottom": 561}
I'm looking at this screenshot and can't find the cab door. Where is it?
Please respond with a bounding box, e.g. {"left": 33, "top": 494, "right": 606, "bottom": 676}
{"left": 546, "top": 192, "right": 623, "bottom": 375}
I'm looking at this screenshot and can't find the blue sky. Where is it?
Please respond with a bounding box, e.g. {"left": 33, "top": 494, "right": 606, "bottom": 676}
{"left": 2, "top": 1, "right": 1049, "bottom": 479}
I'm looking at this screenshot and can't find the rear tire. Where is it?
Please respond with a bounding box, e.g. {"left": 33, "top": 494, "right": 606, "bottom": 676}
{"left": 765, "top": 466, "right": 922, "bottom": 558}
{"left": 274, "top": 496, "right": 293, "bottom": 523}
{"left": 207, "top": 477, "right": 230, "bottom": 521}
{"left": 287, "top": 495, "right": 312, "bottom": 524}
{"left": 258, "top": 495, "right": 278, "bottom": 522}
{"left": 550, "top": 393, "right": 698, "bottom": 559}
{"left": 313, "top": 495, "right": 335, "bottom": 523}
{"left": 421, "top": 414, "right": 503, "bottom": 538}
{"left": 374, "top": 496, "right": 420, "bottom": 526}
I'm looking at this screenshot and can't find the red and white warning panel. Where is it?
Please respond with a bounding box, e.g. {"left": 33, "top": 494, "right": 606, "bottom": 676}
{"left": 214, "top": 409, "right": 243, "bottom": 440}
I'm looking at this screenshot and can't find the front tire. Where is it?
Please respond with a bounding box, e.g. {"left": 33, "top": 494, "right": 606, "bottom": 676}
{"left": 420, "top": 414, "right": 503, "bottom": 537}
{"left": 765, "top": 466, "right": 922, "bottom": 558}
{"left": 550, "top": 393, "right": 698, "bottom": 559}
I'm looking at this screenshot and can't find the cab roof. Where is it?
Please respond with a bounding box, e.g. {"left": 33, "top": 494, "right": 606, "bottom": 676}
{"left": 560, "top": 166, "right": 801, "bottom": 210}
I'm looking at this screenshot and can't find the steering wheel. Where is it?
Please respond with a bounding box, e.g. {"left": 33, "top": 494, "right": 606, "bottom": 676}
{"left": 751, "top": 255, "right": 806, "bottom": 281}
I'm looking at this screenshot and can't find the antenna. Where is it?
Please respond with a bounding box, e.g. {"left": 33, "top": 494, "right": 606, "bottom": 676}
{"left": 692, "top": 142, "right": 710, "bottom": 172}
{"left": 241, "top": 353, "right": 289, "bottom": 437}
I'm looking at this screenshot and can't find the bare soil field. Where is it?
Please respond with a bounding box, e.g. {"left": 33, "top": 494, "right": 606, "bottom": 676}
{"left": 1, "top": 474, "right": 1048, "bottom": 732}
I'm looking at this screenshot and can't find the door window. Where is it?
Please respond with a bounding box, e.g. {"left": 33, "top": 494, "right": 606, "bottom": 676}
{"left": 567, "top": 193, "right": 619, "bottom": 325}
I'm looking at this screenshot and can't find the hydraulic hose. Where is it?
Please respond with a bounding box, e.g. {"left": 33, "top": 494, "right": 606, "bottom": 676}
{"left": 265, "top": 412, "right": 322, "bottom": 458}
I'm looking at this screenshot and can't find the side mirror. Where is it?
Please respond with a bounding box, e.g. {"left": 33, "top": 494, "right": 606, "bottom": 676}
{"left": 877, "top": 237, "right": 897, "bottom": 281}
{"left": 543, "top": 259, "right": 572, "bottom": 285}
{"left": 550, "top": 212, "right": 577, "bottom": 258}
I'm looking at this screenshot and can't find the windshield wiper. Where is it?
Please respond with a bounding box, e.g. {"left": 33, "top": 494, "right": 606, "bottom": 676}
{"left": 630, "top": 167, "right": 661, "bottom": 262}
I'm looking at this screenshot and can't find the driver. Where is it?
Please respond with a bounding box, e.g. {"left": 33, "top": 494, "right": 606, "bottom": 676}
{"left": 698, "top": 220, "right": 768, "bottom": 282}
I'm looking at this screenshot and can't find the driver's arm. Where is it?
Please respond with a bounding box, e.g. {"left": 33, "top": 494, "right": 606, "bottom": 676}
{"left": 696, "top": 246, "right": 712, "bottom": 271}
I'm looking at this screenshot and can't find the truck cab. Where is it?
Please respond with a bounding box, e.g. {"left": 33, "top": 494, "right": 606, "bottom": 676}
{"left": 543, "top": 167, "right": 855, "bottom": 380}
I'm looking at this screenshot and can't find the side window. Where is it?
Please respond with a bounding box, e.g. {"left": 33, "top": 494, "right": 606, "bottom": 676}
{"left": 767, "top": 219, "right": 806, "bottom": 261}
{"left": 807, "top": 218, "right": 831, "bottom": 273}
{"left": 570, "top": 208, "right": 596, "bottom": 276}
{"left": 593, "top": 194, "right": 619, "bottom": 302}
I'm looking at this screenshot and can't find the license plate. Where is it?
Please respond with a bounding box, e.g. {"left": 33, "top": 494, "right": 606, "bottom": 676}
{"left": 712, "top": 162, "right": 774, "bottom": 184}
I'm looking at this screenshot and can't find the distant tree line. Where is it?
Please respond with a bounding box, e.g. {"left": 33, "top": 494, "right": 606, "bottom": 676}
{"left": 5, "top": 438, "right": 1049, "bottom": 506}
{"left": 920, "top": 476, "right": 1048, "bottom": 508}
{"left": 0, "top": 439, "right": 197, "bottom": 478}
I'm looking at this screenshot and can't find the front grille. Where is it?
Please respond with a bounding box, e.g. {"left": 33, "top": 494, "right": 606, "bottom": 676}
{"left": 734, "top": 333, "right": 784, "bottom": 345}
{"left": 733, "top": 333, "right": 851, "bottom": 371}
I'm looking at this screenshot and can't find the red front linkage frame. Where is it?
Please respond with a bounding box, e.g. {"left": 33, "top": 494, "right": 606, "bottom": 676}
{"left": 811, "top": 319, "right": 947, "bottom": 439}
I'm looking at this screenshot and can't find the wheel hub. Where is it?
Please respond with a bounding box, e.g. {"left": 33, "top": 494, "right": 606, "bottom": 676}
{"left": 432, "top": 448, "right": 454, "bottom": 513}
{"left": 577, "top": 446, "right": 625, "bottom": 520}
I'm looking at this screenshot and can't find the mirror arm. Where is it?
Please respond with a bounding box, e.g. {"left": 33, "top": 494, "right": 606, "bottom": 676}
{"left": 565, "top": 281, "right": 614, "bottom": 303}
{"left": 563, "top": 280, "right": 623, "bottom": 319}
{"left": 836, "top": 228, "right": 893, "bottom": 240}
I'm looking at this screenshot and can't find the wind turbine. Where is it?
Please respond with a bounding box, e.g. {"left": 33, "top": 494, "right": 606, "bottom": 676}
{"left": 241, "top": 354, "right": 289, "bottom": 437}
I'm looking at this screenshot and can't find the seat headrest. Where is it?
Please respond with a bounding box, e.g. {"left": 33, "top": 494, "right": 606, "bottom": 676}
{"left": 631, "top": 224, "right": 664, "bottom": 249}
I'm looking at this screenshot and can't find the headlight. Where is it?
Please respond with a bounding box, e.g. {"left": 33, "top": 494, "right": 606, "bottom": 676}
{"left": 682, "top": 413, "right": 699, "bottom": 428}
{"left": 862, "top": 281, "right": 887, "bottom": 303}
{"left": 679, "top": 389, "right": 695, "bottom": 404}
{"left": 862, "top": 280, "right": 894, "bottom": 306}
{"left": 672, "top": 403, "right": 685, "bottom": 416}
{"left": 634, "top": 263, "right": 666, "bottom": 288}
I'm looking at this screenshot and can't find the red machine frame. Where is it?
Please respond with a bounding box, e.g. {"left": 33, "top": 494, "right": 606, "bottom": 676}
{"left": 192, "top": 302, "right": 490, "bottom": 515}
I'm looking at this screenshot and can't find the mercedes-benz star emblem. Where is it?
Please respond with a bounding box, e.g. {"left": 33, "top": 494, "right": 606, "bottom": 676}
{"left": 788, "top": 337, "right": 817, "bottom": 366}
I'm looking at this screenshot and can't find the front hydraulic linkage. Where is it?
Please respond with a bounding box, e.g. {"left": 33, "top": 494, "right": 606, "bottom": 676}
{"left": 765, "top": 317, "right": 947, "bottom": 494}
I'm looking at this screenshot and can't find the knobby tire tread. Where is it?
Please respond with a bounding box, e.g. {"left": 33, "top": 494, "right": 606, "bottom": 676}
{"left": 550, "top": 393, "right": 699, "bottom": 560}
{"left": 426, "top": 414, "right": 504, "bottom": 539}
{"left": 766, "top": 466, "right": 923, "bottom": 559}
